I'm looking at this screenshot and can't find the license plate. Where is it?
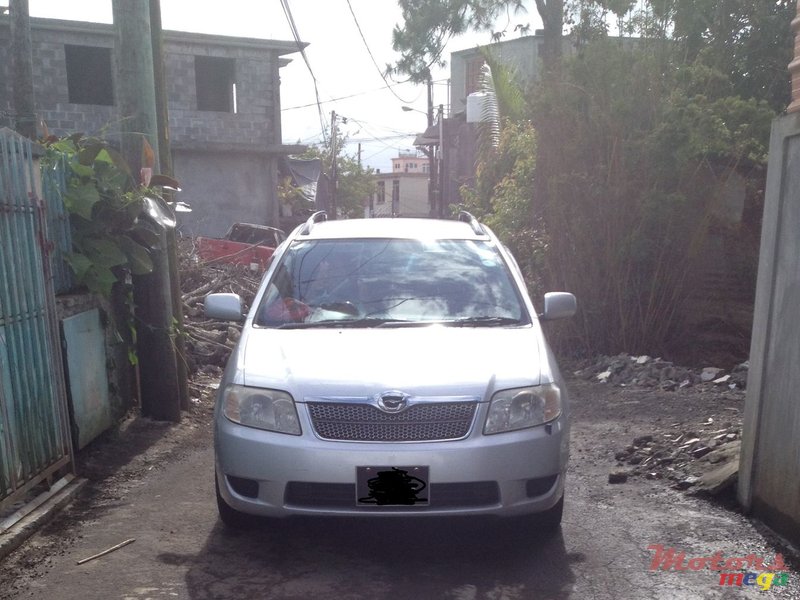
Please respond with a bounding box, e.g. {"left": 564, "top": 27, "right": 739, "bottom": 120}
{"left": 356, "top": 466, "right": 429, "bottom": 506}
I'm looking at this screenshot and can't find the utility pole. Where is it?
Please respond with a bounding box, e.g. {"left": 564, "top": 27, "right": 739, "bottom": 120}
{"left": 437, "top": 103, "right": 445, "bottom": 218}
{"left": 330, "top": 110, "right": 338, "bottom": 219}
{"left": 9, "top": 0, "right": 36, "bottom": 139}
{"left": 113, "top": 0, "right": 159, "bottom": 175}
{"left": 113, "top": 0, "right": 181, "bottom": 422}
{"left": 426, "top": 77, "right": 437, "bottom": 217}
{"left": 150, "top": 0, "right": 189, "bottom": 412}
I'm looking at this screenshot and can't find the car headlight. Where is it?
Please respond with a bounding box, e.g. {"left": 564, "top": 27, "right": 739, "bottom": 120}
{"left": 483, "top": 384, "right": 561, "bottom": 434}
{"left": 223, "top": 385, "right": 301, "bottom": 435}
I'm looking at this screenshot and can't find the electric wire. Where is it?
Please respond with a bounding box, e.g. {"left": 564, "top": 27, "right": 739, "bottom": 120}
{"left": 279, "top": 0, "right": 328, "bottom": 143}
{"left": 345, "top": 0, "right": 417, "bottom": 104}
{"left": 282, "top": 82, "right": 417, "bottom": 111}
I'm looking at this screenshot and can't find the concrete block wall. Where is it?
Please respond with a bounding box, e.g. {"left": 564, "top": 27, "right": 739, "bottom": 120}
{"left": 0, "top": 17, "right": 298, "bottom": 236}
{"left": 0, "top": 18, "right": 286, "bottom": 151}
{"left": 0, "top": 22, "right": 118, "bottom": 135}
{"left": 164, "top": 36, "right": 278, "bottom": 149}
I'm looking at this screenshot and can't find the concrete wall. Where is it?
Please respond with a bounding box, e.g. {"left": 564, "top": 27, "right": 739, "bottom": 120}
{"left": 0, "top": 21, "right": 118, "bottom": 134}
{"left": 739, "top": 112, "right": 800, "bottom": 546}
{"left": 173, "top": 150, "right": 276, "bottom": 237}
{"left": 0, "top": 17, "right": 297, "bottom": 236}
{"left": 450, "top": 36, "right": 544, "bottom": 114}
{"left": 164, "top": 32, "right": 283, "bottom": 150}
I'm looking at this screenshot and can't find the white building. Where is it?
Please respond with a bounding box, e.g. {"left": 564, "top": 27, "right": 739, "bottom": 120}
{"left": 369, "top": 153, "right": 431, "bottom": 217}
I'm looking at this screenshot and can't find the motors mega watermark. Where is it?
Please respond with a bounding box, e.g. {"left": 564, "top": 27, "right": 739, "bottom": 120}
{"left": 648, "top": 545, "right": 791, "bottom": 591}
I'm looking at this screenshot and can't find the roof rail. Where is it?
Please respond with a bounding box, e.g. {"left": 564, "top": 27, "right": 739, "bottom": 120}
{"left": 458, "top": 210, "right": 484, "bottom": 235}
{"left": 300, "top": 211, "right": 327, "bottom": 235}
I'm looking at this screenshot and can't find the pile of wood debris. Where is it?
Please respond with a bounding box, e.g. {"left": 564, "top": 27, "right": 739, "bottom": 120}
{"left": 178, "top": 238, "right": 261, "bottom": 373}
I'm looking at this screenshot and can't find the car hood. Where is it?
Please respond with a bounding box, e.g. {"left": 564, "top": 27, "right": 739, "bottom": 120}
{"left": 238, "top": 326, "right": 543, "bottom": 400}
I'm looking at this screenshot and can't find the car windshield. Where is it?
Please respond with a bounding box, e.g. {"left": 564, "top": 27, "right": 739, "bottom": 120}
{"left": 254, "top": 238, "right": 529, "bottom": 328}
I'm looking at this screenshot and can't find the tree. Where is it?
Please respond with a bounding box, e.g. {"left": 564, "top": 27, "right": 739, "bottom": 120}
{"left": 298, "top": 131, "right": 375, "bottom": 219}
{"left": 391, "top": 0, "right": 535, "bottom": 82}
{"left": 396, "top": 0, "right": 792, "bottom": 360}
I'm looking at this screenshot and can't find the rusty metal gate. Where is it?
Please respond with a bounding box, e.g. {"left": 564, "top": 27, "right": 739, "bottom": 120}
{"left": 0, "top": 129, "right": 73, "bottom": 512}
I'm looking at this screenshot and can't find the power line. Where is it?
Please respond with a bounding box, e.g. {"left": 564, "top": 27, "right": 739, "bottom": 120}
{"left": 281, "top": 82, "right": 417, "bottom": 111}
{"left": 347, "top": 133, "right": 417, "bottom": 143}
{"left": 344, "top": 115, "right": 419, "bottom": 139}
{"left": 279, "top": 0, "right": 328, "bottom": 143}
{"left": 345, "top": 0, "right": 417, "bottom": 105}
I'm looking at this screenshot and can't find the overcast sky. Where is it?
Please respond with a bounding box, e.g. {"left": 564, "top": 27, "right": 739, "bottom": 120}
{"left": 22, "top": 0, "right": 540, "bottom": 172}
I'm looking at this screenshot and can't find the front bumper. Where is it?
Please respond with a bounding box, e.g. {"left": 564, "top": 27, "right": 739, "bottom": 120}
{"left": 215, "top": 408, "right": 569, "bottom": 518}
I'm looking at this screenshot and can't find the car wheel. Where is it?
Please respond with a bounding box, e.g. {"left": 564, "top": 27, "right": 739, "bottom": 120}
{"left": 215, "top": 473, "right": 253, "bottom": 529}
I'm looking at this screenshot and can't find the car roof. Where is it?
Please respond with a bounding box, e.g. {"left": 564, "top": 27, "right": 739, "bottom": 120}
{"left": 295, "top": 217, "right": 491, "bottom": 241}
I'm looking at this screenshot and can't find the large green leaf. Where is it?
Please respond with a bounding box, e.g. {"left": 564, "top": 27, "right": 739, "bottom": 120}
{"left": 65, "top": 183, "right": 101, "bottom": 219}
{"left": 69, "top": 162, "right": 94, "bottom": 178}
{"left": 81, "top": 237, "right": 128, "bottom": 268}
{"left": 65, "top": 253, "right": 93, "bottom": 280}
{"left": 78, "top": 142, "right": 104, "bottom": 166}
{"left": 94, "top": 148, "right": 114, "bottom": 165}
{"left": 83, "top": 265, "right": 118, "bottom": 297}
{"left": 118, "top": 237, "right": 154, "bottom": 275}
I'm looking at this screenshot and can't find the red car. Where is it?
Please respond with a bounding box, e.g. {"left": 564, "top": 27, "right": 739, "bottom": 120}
{"left": 196, "top": 223, "right": 286, "bottom": 272}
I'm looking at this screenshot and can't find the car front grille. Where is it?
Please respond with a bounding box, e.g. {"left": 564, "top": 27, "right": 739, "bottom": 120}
{"left": 285, "top": 481, "right": 500, "bottom": 509}
{"left": 306, "top": 401, "right": 477, "bottom": 442}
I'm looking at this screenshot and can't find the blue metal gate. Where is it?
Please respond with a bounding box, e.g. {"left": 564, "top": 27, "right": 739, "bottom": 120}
{"left": 0, "top": 129, "right": 72, "bottom": 511}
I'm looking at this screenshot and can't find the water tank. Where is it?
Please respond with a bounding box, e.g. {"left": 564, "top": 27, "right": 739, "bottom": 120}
{"left": 466, "top": 92, "right": 492, "bottom": 123}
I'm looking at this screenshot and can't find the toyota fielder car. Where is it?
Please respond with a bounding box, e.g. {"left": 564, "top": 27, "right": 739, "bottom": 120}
{"left": 204, "top": 211, "right": 577, "bottom": 530}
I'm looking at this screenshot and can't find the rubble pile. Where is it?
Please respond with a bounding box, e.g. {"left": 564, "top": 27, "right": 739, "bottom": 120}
{"left": 179, "top": 238, "right": 261, "bottom": 372}
{"left": 610, "top": 421, "right": 742, "bottom": 495}
{"left": 574, "top": 354, "right": 749, "bottom": 391}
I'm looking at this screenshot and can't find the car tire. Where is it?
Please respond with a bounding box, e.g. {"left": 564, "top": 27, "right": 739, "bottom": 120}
{"left": 215, "top": 473, "right": 253, "bottom": 529}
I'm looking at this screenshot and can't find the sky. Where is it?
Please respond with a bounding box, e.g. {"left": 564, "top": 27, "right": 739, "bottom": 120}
{"left": 21, "top": 0, "right": 540, "bottom": 172}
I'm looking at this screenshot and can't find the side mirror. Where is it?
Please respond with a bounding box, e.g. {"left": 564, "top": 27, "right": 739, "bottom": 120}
{"left": 540, "top": 292, "right": 577, "bottom": 321}
{"left": 204, "top": 293, "right": 244, "bottom": 322}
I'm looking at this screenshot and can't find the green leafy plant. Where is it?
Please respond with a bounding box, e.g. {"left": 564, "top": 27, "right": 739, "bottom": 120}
{"left": 42, "top": 134, "right": 170, "bottom": 296}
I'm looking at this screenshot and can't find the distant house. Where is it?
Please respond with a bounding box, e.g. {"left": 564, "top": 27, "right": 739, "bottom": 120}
{"left": 369, "top": 152, "right": 430, "bottom": 217}
{"left": 0, "top": 17, "right": 304, "bottom": 237}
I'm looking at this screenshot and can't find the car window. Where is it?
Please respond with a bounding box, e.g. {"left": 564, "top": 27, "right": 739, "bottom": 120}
{"left": 254, "top": 238, "right": 529, "bottom": 327}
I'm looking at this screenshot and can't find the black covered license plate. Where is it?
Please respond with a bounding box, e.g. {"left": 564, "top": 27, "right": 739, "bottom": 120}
{"left": 356, "top": 466, "right": 429, "bottom": 506}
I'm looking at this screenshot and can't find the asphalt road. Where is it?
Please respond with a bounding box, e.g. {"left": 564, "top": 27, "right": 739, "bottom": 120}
{"left": 3, "top": 382, "right": 799, "bottom": 600}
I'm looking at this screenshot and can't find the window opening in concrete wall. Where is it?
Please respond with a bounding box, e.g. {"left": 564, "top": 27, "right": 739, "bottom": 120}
{"left": 65, "top": 45, "right": 114, "bottom": 105}
{"left": 195, "top": 56, "right": 237, "bottom": 113}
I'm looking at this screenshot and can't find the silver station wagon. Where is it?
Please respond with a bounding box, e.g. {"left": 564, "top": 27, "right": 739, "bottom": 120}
{"left": 205, "top": 212, "right": 577, "bottom": 529}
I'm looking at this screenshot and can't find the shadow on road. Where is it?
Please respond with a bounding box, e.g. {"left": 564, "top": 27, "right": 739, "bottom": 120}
{"left": 159, "top": 514, "right": 582, "bottom": 599}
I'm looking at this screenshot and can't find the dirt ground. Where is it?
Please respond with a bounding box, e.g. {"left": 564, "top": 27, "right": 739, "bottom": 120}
{"left": 0, "top": 365, "right": 797, "bottom": 599}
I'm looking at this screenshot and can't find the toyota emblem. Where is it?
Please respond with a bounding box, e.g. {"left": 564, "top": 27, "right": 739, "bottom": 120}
{"left": 377, "top": 391, "right": 409, "bottom": 413}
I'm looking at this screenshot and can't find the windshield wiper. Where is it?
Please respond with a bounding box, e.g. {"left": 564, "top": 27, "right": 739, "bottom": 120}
{"left": 443, "top": 316, "right": 522, "bottom": 327}
{"left": 278, "top": 317, "right": 415, "bottom": 329}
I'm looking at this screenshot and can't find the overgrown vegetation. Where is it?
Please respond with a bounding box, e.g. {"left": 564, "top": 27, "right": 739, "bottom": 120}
{"left": 42, "top": 134, "right": 172, "bottom": 296}
{"left": 286, "top": 130, "right": 375, "bottom": 219}
{"left": 399, "top": 0, "right": 793, "bottom": 360}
